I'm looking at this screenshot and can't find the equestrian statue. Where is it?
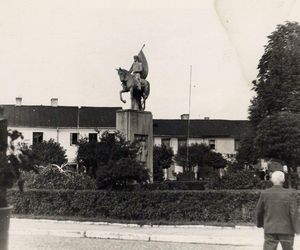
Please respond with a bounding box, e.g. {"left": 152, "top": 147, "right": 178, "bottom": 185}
{"left": 116, "top": 45, "right": 150, "bottom": 111}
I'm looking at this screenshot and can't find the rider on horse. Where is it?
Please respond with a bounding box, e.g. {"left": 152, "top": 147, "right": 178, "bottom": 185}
{"left": 129, "top": 55, "right": 143, "bottom": 91}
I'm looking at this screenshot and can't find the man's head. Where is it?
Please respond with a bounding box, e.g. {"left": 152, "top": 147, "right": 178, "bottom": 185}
{"left": 133, "top": 55, "right": 139, "bottom": 62}
{"left": 271, "top": 171, "right": 285, "bottom": 186}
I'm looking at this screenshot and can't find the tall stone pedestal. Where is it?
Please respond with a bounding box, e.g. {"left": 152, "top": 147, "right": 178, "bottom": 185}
{"left": 116, "top": 110, "right": 153, "bottom": 181}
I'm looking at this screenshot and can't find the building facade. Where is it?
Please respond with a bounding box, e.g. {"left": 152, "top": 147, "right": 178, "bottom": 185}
{"left": 153, "top": 118, "right": 250, "bottom": 179}
{"left": 1, "top": 100, "right": 120, "bottom": 162}
{"left": 1, "top": 100, "right": 250, "bottom": 178}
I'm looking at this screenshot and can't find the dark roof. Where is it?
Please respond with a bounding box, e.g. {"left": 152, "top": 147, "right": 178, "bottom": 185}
{"left": 1, "top": 105, "right": 121, "bottom": 128}
{"left": 153, "top": 119, "right": 250, "bottom": 139}
{"left": 1, "top": 105, "right": 250, "bottom": 139}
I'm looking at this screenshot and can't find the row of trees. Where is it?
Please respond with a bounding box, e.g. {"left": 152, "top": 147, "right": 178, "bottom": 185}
{"left": 77, "top": 132, "right": 227, "bottom": 186}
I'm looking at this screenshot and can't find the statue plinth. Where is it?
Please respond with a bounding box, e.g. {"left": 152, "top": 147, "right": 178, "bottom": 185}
{"left": 116, "top": 109, "right": 153, "bottom": 181}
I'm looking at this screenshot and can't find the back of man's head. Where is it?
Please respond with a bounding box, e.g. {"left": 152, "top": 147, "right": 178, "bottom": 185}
{"left": 271, "top": 171, "right": 285, "bottom": 185}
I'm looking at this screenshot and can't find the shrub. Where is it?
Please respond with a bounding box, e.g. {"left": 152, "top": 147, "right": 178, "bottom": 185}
{"left": 283, "top": 172, "right": 300, "bottom": 189}
{"left": 77, "top": 132, "right": 149, "bottom": 189}
{"left": 174, "top": 143, "right": 227, "bottom": 174}
{"left": 8, "top": 189, "right": 270, "bottom": 223}
{"left": 23, "top": 167, "right": 96, "bottom": 190}
{"left": 206, "top": 170, "right": 266, "bottom": 190}
{"left": 176, "top": 171, "right": 195, "bottom": 181}
{"left": 20, "top": 139, "right": 67, "bottom": 166}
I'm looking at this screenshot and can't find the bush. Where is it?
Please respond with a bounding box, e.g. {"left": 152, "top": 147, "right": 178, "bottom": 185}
{"left": 77, "top": 132, "right": 149, "bottom": 189}
{"left": 23, "top": 167, "right": 96, "bottom": 190}
{"left": 283, "top": 172, "right": 300, "bottom": 189}
{"left": 176, "top": 172, "right": 195, "bottom": 181}
{"left": 20, "top": 139, "right": 67, "bottom": 167}
{"left": 8, "top": 189, "right": 269, "bottom": 223}
{"left": 174, "top": 143, "right": 227, "bottom": 174}
{"left": 206, "top": 170, "right": 268, "bottom": 190}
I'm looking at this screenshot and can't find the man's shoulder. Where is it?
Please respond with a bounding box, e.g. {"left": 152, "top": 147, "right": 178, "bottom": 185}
{"left": 262, "top": 187, "right": 298, "bottom": 197}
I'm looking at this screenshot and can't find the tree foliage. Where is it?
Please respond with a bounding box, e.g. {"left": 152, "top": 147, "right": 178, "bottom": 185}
{"left": 77, "top": 131, "right": 149, "bottom": 189}
{"left": 0, "top": 129, "right": 35, "bottom": 207}
{"left": 236, "top": 127, "right": 258, "bottom": 166}
{"left": 153, "top": 145, "right": 174, "bottom": 182}
{"left": 237, "top": 22, "right": 300, "bottom": 169}
{"left": 254, "top": 112, "right": 300, "bottom": 169}
{"left": 174, "top": 143, "right": 227, "bottom": 175}
{"left": 249, "top": 22, "right": 300, "bottom": 127}
{"left": 21, "top": 139, "right": 67, "bottom": 167}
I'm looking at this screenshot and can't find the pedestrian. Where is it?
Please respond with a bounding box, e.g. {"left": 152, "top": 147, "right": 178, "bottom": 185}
{"left": 255, "top": 170, "right": 300, "bottom": 250}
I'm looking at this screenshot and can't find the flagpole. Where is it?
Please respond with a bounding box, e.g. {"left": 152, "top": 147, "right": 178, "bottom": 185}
{"left": 186, "top": 65, "right": 192, "bottom": 171}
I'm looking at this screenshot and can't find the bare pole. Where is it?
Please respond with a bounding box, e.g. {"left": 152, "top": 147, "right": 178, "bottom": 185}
{"left": 186, "top": 65, "right": 192, "bottom": 172}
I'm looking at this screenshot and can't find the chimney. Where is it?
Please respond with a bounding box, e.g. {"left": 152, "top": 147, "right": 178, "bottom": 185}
{"left": 181, "top": 114, "right": 189, "bottom": 120}
{"left": 51, "top": 98, "right": 58, "bottom": 107}
{"left": 16, "top": 97, "right": 22, "bottom": 106}
{"left": 204, "top": 117, "right": 210, "bottom": 120}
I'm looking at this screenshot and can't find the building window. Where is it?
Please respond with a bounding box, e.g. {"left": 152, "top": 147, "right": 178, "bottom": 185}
{"left": 89, "top": 133, "right": 98, "bottom": 143}
{"left": 70, "top": 133, "right": 79, "bottom": 145}
{"left": 32, "top": 132, "right": 43, "bottom": 145}
{"left": 234, "top": 139, "right": 240, "bottom": 151}
{"left": 161, "top": 138, "right": 170, "bottom": 148}
{"left": 209, "top": 139, "right": 215, "bottom": 150}
{"left": 178, "top": 138, "right": 187, "bottom": 148}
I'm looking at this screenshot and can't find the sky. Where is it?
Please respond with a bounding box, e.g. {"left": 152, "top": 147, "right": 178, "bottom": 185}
{"left": 0, "top": 0, "right": 299, "bottom": 120}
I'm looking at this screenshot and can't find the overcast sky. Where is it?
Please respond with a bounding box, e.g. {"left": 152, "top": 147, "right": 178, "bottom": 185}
{"left": 0, "top": 0, "right": 299, "bottom": 119}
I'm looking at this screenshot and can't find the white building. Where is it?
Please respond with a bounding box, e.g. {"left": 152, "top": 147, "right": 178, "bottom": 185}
{"left": 1, "top": 98, "right": 120, "bottom": 162}
{"left": 1, "top": 99, "right": 250, "bottom": 179}
{"left": 153, "top": 116, "right": 250, "bottom": 179}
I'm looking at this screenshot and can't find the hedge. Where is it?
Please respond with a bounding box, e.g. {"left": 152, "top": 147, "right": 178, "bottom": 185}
{"left": 6, "top": 189, "right": 272, "bottom": 223}
{"left": 147, "top": 181, "right": 207, "bottom": 190}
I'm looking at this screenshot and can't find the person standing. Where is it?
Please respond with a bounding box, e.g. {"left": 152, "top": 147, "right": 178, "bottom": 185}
{"left": 255, "top": 170, "right": 300, "bottom": 250}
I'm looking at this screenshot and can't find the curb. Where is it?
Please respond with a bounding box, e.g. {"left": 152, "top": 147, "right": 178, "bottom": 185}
{"left": 10, "top": 218, "right": 261, "bottom": 246}
{"left": 10, "top": 218, "right": 256, "bottom": 229}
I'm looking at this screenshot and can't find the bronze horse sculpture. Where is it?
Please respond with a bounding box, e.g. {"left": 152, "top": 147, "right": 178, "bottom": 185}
{"left": 116, "top": 68, "right": 150, "bottom": 111}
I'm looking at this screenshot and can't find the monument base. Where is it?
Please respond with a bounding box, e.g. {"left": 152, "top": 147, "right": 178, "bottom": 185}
{"left": 116, "top": 109, "right": 153, "bottom": 181}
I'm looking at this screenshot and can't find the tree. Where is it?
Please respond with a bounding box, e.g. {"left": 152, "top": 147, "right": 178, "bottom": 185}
{"left": 254, "top": 112, "right": 300, "bottom": 170}
{"left": 0, "top": 129, "right": 35, "bottom": 207}
{"left": 236, "top": 127, "right": 258, "bottom": 167}
{"left": 174, "top": 143, "right": 227, "bottom": 178}
{"left": 237, "top": 22, "right": 300, "bottom": 178}
{"left": 21, "top": 139, "right": 67, "bottom": 167}
{"left": 249, "top": 22, "right": 300, "bottom": 127}
{"left": 77, "top": 131, "right": 149, "bottom": 189}
{"left": 153, "top": 145, "right": 174, "bottom": 182}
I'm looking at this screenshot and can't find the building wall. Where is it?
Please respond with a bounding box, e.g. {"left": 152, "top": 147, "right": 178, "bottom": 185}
{"left": 153, "top": 136, "right": 237, "bottom": 178}
{"left": 154, "top": 136, "right": 236, "bottom": 154}
{"left": 9, "top": 126, "right": 115, "bottom": 163}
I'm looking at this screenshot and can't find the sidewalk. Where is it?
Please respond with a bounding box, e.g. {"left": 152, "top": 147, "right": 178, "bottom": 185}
{"left": 9, "top": 218, "right": 300, "bottom": 248}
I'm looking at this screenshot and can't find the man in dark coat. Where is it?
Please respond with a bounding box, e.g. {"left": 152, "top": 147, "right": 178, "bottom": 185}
{"left": 255, "top": 170, "right": 300, "bottom": 250}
